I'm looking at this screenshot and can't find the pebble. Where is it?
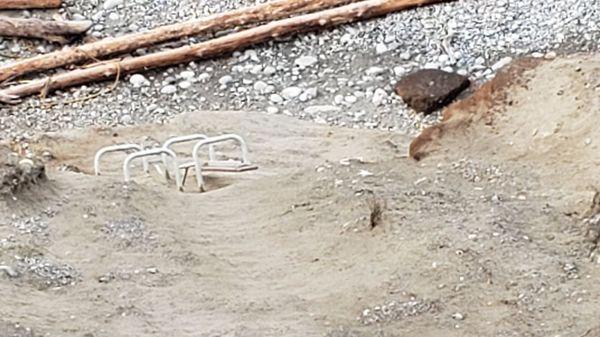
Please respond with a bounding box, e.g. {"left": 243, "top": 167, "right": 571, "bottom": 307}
{"left": 304, "top": 105, "right": 341, "bottom": 114}
{"left": 198, "top": 73, "right": 211, "bottom": 82}
{"left": 304, "top": 87, "right": 318, "bottom": 99}
{"left": 253, "top": 81, "right": 269, "bottom": 93}
{"left": 393, "top": 66, "right": 408, "bottom": 76}
{"left": 263, "top": 66, "right": 277, "bottom": 75}
{"left": 294, "top": 56, "right": 318, "bottom": 68}
{"left": 375, "top": 43, "right": 388, "bottom": 55}
{"left": 270, "top": 94, "right": 284, "bottom": 104}
{"left": 129, "top": 74, "right": 149, "bottom": 87}
{"left": 281, "top": 87, "right": 302, "bottom": 100}
{"left": 371, "top": 88, "right": 388, "bottom": 106}
{"left": 366, "top": 66, "right": 386, "bottom": 76}
{"left": 160, "top": 85, "right": 177, "bottom": 94}
{"left": 491, "top": 57, "right": 513, "bottom": 71}
{"left": 345, "top": 95, "right": 358, "bottom": 104}
{"left": 180, "top": 70, "right": 195, "bottom": 79}
{"left": 266, "top": 106, "right": 279, "bottom": 114}
{"left": 103, "top": 0, "right": 123, "bottom": 10}
{"left": 178, "top": 81, "right": 192, "bottom": 89}
{"left": 218, "top": 75, "right": 233, "bottom": 86}
{"left": 545, "top": 51, "right": 558, "bottom": 59}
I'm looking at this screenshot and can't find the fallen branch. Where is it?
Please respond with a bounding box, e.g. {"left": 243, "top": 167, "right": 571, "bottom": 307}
{"left": 0, "top": 16, "right": 92, "bottom": 44}
{"left": 0, "top": 0, "right": 360, "bottom": 83}
{"left": 0, "top": 0, "right": 453, "bottom": 103}
{"left": 0, "top": 0, "right": 61, "bottom": 9}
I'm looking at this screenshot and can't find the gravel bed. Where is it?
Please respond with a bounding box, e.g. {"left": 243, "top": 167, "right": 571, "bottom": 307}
{"left": 102, "top": 217, "right": 156, "bottom": 249}
{"left": 0, "top": 0, "right": 598, "bottom": 139}
{"left": 15, "top": 255, "right": 79, "bottom": 288}
{"left": 358, "top": 297, "right": 440, "bottom": 325}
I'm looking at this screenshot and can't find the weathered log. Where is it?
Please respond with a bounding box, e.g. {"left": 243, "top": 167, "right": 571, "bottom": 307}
{"left": 0, "top": 16, "right": 92, "bottom": 43}
{"left": 0, "top": 0, "right": 359, "bottom": 83}
{"left": 0, "top": 0, "right": 454, "bottom": 103}
{"left": 0, "top": 0, "right": 61, "bottom": 9}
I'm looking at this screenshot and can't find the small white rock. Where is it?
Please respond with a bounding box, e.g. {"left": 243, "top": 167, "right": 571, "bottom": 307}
{"left": 358, "top": 170, "right": 374, "bottom": 177}
{"left": 281, "top": 87, "right": 302, "bottom": 100}
{"left": 371, "top": 88, "right": 388, "bottom": 106}
{"left": 345, "top": 95, "right": 357, "bottom": 104}
{"left": 129, "top": 74, "right": 148, "bottom": 87}
{"left": 304, "top": 105, "right": 341, "bottom": 114}
{"left": 198, "top": 73, "right": 211, "bottom": 82}
{"left": 218, "top": 75, "right": 233, "bottom": 86}
{"left": 270, "top": 94, "right": 284, "bottom": 104}
{"left": 491, "top": 57, "right": 513, "bottom": 71}
{"left": 365, "top": 66, "right": 385, "bottom": 76}
{"left": 103, "top": 0, "right": 123, "bottom": 10}
{"left": 393, "top": 66, "right": 407, "bottom": 76}
{"left": 304, "top": 87, "right": 318, "bottom": 99}
{"left": 178, "top": 81, "right": 192, "bottom": 89}
{"left": 253, "top": 80, "right": 268, "bottom": 93}
{"left": 545, "top": 51, "right": 557, "bottom": 59}
{"left": 400, "top": 51, "right": 411, "bottom": 60}
{"left": 375, "top": 43, "right": 388, "bottom": 55}
{"left": 250, "top": 65, "right": 263, "bottom": 75}
{"left": 263, "top": 66, "right": 277, "bottom": 75}
{"left": 160, "top": 85, "right": 177, "bottom": 94}
{"left": 180, "top": 70, "right": 195, "bottom": 79}
{"left": 294, "top": 55, "right": 318, "bottom": 68}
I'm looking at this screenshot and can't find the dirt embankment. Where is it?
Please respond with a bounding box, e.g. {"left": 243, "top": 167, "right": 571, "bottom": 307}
{"left": 1, "top": 54, "right": 599, "bottom": 337}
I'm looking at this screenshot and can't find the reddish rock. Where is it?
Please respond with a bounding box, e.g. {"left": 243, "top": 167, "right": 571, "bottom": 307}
{"left": 394, "top": 69, "right": 470, "bottom": 114}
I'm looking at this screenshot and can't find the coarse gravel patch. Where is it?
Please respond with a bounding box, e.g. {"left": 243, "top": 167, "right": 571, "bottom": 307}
{"left": 0, "top": 0, "right": 598, "bottom": 139}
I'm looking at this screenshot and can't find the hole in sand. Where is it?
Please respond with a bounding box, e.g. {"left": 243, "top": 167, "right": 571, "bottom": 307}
{"left": 183, "top": 174, "right": 236, "bottom": 193}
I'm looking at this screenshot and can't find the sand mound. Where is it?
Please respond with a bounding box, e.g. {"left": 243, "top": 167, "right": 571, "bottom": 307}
{"left": 410, "top": 53, "right": 600, "bottom": 208}
{"left": 2, "top": 54, "right": 600, "bottom": 337}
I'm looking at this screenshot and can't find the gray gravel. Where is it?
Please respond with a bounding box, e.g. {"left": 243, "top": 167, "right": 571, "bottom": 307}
{"left": 0, "top": 0, "right": 598, "bottom": 139}
{"left": 358, "top": 297, "right": 440, "bottom": 325}
{"left": 102, "top": 217, "right": 156, "bottom": 249}
{"left": 15, "top": 255, "right": 79, "bottom": 288}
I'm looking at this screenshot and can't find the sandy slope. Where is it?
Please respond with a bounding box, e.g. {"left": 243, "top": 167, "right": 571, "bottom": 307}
{"left": 1, "top": 54, "right": 599, "bottom": 337}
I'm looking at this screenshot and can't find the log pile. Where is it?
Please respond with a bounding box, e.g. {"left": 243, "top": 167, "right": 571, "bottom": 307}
{"left": 0, "top": 0, "right": 455, "bottom": 104}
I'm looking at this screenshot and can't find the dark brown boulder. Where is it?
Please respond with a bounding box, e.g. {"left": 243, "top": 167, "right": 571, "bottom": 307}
{"left": 394, "top": 69, "right": 470, "bottom": 114}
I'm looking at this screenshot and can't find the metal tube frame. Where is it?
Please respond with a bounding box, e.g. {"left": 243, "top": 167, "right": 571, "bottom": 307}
{"left": 123, "top": 148, "right": 182, "bottom": 191}
{"left": 161, "top": 134, "right": 214, "bottom": 180}
{"left": 192, "top": 134, "right": 250, "bottom": 191}
{"left": 94, "top": 144, "right": 147, "bottom": 176}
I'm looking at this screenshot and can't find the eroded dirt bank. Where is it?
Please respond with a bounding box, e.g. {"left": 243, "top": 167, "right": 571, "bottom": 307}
{"left": 1, "top": 54, "right": 599, "bottom": 337}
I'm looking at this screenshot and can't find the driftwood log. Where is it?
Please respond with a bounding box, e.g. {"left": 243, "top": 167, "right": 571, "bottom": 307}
{"left": 0, "top": 0, "right": 454, "bottom": 103}
{"left": 0, "top": 16, "right": 92, "bottom": 43}
{"left": 0, "top": 0, "right": 61, "bottom": 9}
{"left": 0, "top": 0, "right": 359, "bottom": 83}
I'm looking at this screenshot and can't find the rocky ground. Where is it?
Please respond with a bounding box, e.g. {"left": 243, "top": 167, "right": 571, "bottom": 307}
{"left": 0, "top": 0, "right": 598, "bottom": 139}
